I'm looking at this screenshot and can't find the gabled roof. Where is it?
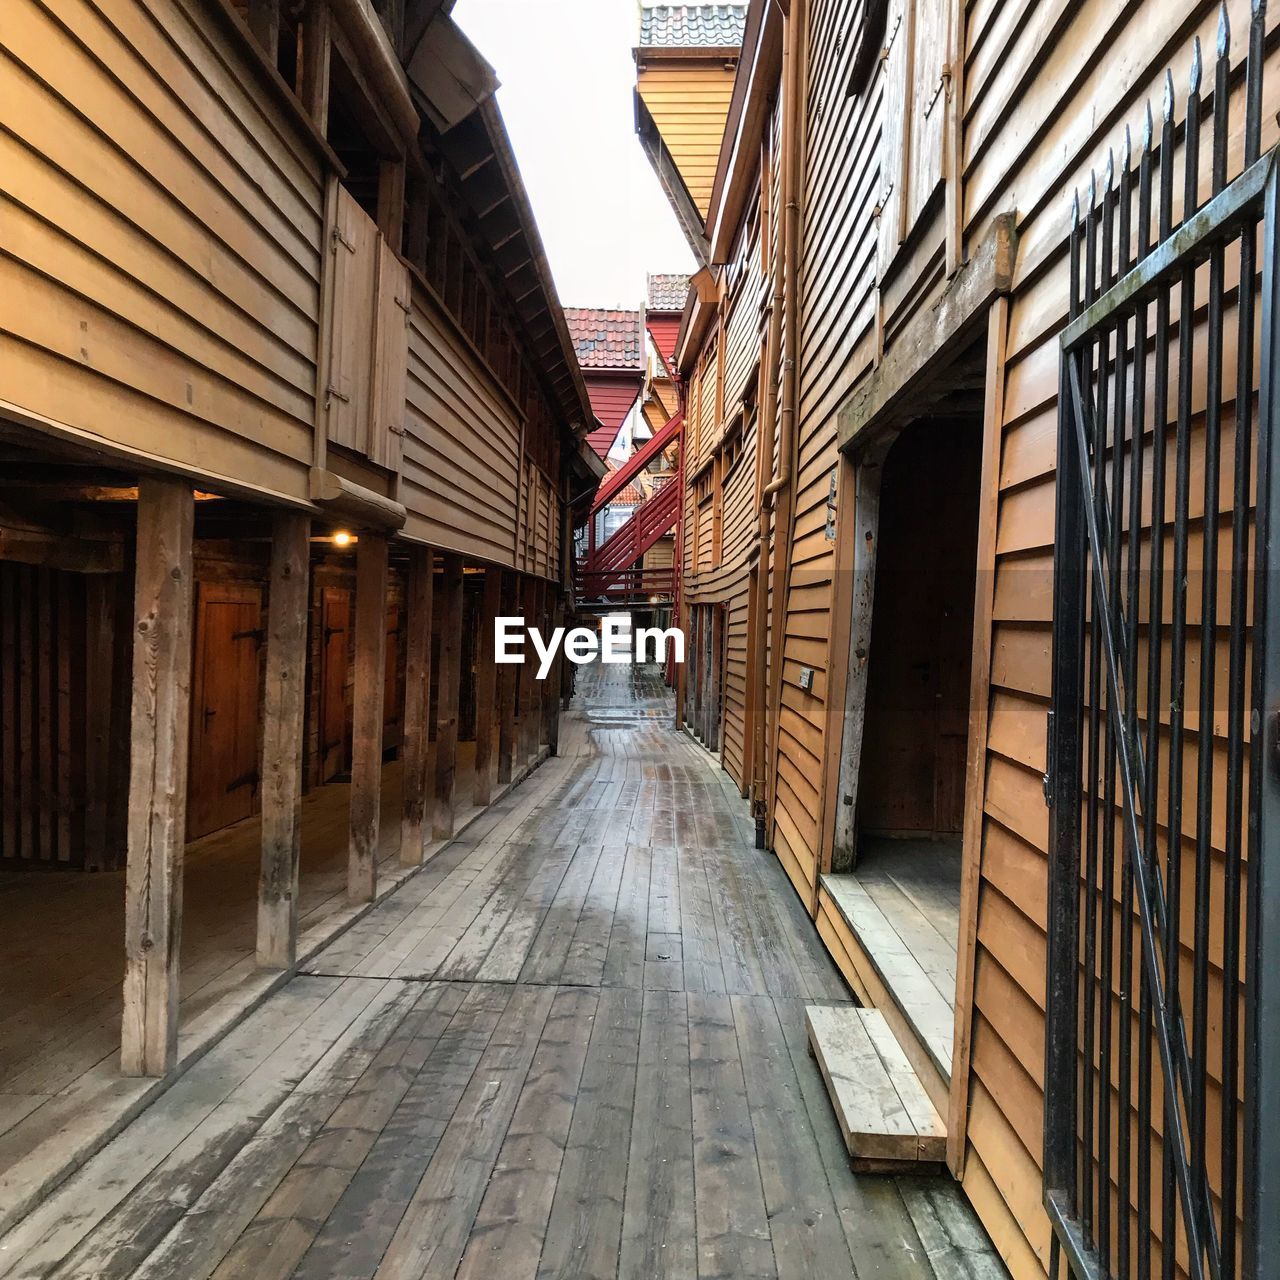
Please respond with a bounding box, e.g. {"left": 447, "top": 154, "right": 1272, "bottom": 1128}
{"left": 565, "top": 308, "right": 644, "bottom": 372}
{"left": 647, "top": 273, "right": 690, "bottom": 311}
{"left": 638, "top": 4, "right": 747, "bottom": 50}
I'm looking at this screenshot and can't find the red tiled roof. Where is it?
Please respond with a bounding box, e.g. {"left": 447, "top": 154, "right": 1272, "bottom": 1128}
{"left": 603, "top": 462, "right": 646, "bottom": 506}
{"left": 564, "top": 308, "right": 644, "bottom": 372}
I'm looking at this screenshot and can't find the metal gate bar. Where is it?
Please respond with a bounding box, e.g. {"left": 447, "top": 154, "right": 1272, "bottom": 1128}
{"left": 1045, "top": 7, "right": 1277, "bottom": 1277}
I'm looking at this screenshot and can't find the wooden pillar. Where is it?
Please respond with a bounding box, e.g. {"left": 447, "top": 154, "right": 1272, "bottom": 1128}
{"left": 348, "top": 532, "right": 388, "bottom": 903}
{"left": 247, "top": 0, "right": 281, "bottom": 64}
{"left": 257, "top": 512, "right": 311, "bottom": 969}
{"left": 520, "top": 576, "right": 539, "bottom": 764}
{"left": 399, "top": 547, "right": 433, "bottom": 866}
{"left": 121, "top": 477, "right": 194, "bottom": 1078}
{"left": 432, "top": 553, "right": 464, "bottom": 839}
{"left": 497, "top": 570, "right": 518, "bottom": 784}
{"left": 298, "top": 0, "right": 331, "bottom": 125}
{"left": 83, "top": 575, "right": 116, "bottom": 871}
{"left": 544, "top": 590, "right": 562, "bottom": 756}
{"left": 472, "top": 566, "right": 501, "bottom": 806}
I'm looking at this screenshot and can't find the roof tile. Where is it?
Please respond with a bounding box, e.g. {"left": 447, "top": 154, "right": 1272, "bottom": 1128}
{"left": 638, "top": 4, "right": 747, "bottom": 50}
{"left": 565, "top": 308, "right": 644, "bottom": 371}
{"left": 646, "top": 273, "right": 690, "bottom": 311}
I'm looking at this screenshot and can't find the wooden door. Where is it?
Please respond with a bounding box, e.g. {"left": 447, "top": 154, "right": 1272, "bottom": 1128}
{"left": 188, "top": 584, "right": 262, "bottom": 840}
{"left": 319, "top": 587, "right": 351, "bottom": 782}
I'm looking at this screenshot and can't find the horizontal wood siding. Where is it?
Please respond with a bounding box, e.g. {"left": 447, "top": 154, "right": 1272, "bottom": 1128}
{"left": 959, "top": 1, "right": 1280, "bottom": 1272}
{"left": 637, "top": 61, "right": 738, "bottom": 214}
{"left": 770, "top": 0, "right": 879, "bottom": 900}
{"left": 0, "top": 0, "right": 325, "bottom": 499}
{"left": 402, "top": 285, "right": 522, "bottom": 566}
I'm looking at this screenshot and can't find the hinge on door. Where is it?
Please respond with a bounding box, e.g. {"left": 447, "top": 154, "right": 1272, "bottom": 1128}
{"left": 332, "top": 224, "right": 356, "bottom": 253}
{"left": 1043, "top": 709, "right": 1055, "bottom": 806}
{"left": 873, "top": 183, "right": 893, "bottom": 220}
{"left": 326, "top": 382, "right": 351, "bottom": 405}
{"left": 388, "top": 422, "right": 406, "bottom": 437}
{"left": 231, "top": 627, "right": 265, "bottom": 644}
{"left": 882, "top": 11, "right": 902, "bottom": 59}
{"left": 394, "top": 293, "right": 412, "bottom": 316}
{"left": 923, "top": 69, "right": 951, "bottom": 119}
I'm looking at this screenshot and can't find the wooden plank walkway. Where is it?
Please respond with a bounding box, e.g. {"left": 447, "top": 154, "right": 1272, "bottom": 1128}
{"left": 0, "top": 664, "right": 1003, "bottom": 1279}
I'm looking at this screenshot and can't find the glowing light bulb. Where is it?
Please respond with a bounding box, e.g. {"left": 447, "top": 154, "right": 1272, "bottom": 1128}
{"left": 333, "top": 530, "right": 353, "bottom": 547}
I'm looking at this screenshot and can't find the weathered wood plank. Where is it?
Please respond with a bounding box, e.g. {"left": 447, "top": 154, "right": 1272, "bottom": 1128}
{"left": 432, "top": 552, "right": 464, "bottom": 840}
{"left": 121, "top": 477, "right": 195, "bottom": 1078}
{"left": 257, "top": 511, "right": 310, "bottom": 969}
{"left": 399, "top": 546, "right": 434, "bottom": 867}
{"left": 349, "top": 533, "right": 389, "bottom": 904}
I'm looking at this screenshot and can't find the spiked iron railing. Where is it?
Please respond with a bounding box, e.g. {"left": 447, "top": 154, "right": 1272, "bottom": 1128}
{"left": 1045, "top": 5, "right": 1280, "bottom": 1278}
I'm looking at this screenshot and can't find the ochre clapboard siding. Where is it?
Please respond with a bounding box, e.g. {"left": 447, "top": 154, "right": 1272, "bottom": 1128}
{"left": 958, "top": 1, "right": 1280, "bottom": 1272}
{"left": 0, "top": 0, "right": 324, "bottom": 501}
{"left": 402, "top": 285, "right": 522, "bottom": 566}
{"left": 637, "top": 62, "right": 738, "bottom": 214}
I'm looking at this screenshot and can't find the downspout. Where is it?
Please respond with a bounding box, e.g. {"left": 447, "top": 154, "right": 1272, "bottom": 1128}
{"left": 751, "top": 0, "right": 804, "bottom": 848}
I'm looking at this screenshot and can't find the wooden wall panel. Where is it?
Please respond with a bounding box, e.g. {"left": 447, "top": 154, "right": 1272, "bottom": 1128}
{"left": 0, "top": 0, "right": 325, "bottom": 499}
{"left": 402, "top": 286, "right": 523, "bottom": 566}
{"left": 636, "top": 62, "right": 738, "bottom": 214}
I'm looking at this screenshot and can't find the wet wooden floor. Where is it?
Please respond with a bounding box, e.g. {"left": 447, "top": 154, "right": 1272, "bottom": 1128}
{"left": 1, "top": 663, "right": 1002, "bottom": 1279}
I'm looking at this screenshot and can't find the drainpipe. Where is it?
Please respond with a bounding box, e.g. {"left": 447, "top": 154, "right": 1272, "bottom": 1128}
{"left": 751, "top": 0, "right": 804, "bottom": 849}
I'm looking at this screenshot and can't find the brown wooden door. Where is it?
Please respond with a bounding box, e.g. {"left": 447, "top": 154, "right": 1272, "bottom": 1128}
{"left": 188, "top": 584, "right": 262, "bottom": 841}
{"left": 320, "top": 587, "right": 351, "bottom": 782}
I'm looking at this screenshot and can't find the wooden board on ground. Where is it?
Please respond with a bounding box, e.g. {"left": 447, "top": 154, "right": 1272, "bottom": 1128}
{"left": 805, "top": 1003, "right": 946, "bottom": 1172}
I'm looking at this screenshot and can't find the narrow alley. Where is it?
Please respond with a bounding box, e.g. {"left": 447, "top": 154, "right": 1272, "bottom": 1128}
{"left": 0, "top": 664, "right": 996, "bottom": 1280}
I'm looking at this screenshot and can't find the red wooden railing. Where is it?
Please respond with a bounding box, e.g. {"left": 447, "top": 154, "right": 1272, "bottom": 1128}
{"left": 589, "top": 410, "right": 683, "bottom": 514}
{"left": 577, "top": 566, "right": 674, "bottom": 602}
{"left": 577, "top": 476, "right": 680, "bottom": 596}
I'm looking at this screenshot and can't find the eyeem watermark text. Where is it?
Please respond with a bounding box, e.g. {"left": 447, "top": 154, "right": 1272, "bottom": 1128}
{"left": 495, "top": 618, "right": 685, "bottom": 678}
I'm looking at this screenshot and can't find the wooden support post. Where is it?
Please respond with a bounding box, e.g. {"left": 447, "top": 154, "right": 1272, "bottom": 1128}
{"left": 121, "top": 477, "right": 194, "bottom": 1078}
{"left": 432, "top": 553, "right": 464, "bottom": 839}
{"left": 520, "top": 577, "right": 539, "bottom": 764}
{"left": 298, "top": 0, "right": 332, "bottom": 126}
{"left": 83, "top": 575, "right": 116, "bottom": 871}
{"left": 247, "top": 0, "right": 281, "bottom": 64}
{"left": 497, "top": 570, "right": 518, "bottom": 784}
{"left": 472, "top": 566, "right": 501, "bottom": 806}
{"left": 400, "top": 546, "right": 433, "bottom": 865}
{"left": 257, "top": 512, "right": 310, "bottom": 969}
{"left": 544, "top": 590, "right": 562, "bottom": 756}
{"left": 377, "top": 159, "right": 407, "bottom": 251}
{"left": 348, "top": 531, "right": 388, "bottom": 903}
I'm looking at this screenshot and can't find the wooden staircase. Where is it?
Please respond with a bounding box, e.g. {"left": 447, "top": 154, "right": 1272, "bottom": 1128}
{"left": 805, "top": 1003, "right": 946, "bottom": 1173}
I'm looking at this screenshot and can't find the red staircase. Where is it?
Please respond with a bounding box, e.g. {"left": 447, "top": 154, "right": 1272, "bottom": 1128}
{"left": 578, "top": 477, "right": 680, "bottom": 599}
{"left": 590, "top": 410, "right": 682, "bottom": 514}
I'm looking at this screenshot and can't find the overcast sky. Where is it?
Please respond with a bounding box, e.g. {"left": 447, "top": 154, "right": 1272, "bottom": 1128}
{"left": 453, "top": 0, "right": 696, "bottom": 310}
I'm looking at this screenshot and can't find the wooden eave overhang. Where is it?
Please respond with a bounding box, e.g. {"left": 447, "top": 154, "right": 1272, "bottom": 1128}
{"left": 417, "top": 81, "right": 594, "bottom": 445}
{"left": 706, "top": 0, "right": 780, "bottom": 264}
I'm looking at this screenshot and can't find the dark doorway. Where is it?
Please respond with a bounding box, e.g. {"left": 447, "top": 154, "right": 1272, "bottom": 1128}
{"left": 857, "top": 415, "right": 982, "bottom": 843}
{"left": 319, "top": 587, "right": 352, "bottom": 782}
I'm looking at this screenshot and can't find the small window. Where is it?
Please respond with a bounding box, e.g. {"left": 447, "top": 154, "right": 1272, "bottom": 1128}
{"left": 848, "top": 0, "right": 889, "bottom": 100}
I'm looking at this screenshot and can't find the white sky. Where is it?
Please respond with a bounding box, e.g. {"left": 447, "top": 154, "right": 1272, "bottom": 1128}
{"left": 452, "top": 0, "right": 696, "bottom": 310}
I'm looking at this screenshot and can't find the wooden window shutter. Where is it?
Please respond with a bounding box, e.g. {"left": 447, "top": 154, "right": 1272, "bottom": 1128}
{"left": 327, "top": 186, "right": 379, "bottom": 454}
{"left": 369, "top": 240, "right": 410, "bottom": 472}
{"left": 906, "top": 0, "right": 948, "bottom": 231}
{"left": 875, "top": 0, "right": 910, "bottom": 280}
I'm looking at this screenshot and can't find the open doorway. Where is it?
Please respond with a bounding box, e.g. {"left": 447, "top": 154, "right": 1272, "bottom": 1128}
{"left": 824, "top": 396, "right": 985, "bottom": 1081}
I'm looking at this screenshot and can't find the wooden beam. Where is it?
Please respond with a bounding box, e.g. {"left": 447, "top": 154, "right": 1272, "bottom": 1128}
{"left": 299, "top": 0, "right": 332, "bottom": 126}
{"left": 378, "top": 158, "right": 407, "bottom": 250}
{"left": 472, "top": 566, "right": 501, "bottom": 806}
{"left": 543, "top": 588, "right": 561, "bottom": 756}
{"left": 349, "top": 532, "right": 389, "bottom": 903}
{"left": 432, "top": 553, "right": 464, "bottom": 839}
{"left": 247, "top": 0, "right": 281, "bottom": 64}
{"left": 496, "top": 570, "right": 518, "bottom": 784}
{"left": 400, "top": 546, "right": 434, "bottom": 864}
{"left": 121, "top": 477, "right": 194, "bottom": 1078}
{"left": 82, "top": 575, "right": 116, "bottom": 871}
{"left": 257, "top": 512, "right": 311, "bottom": 969}
{"left": 0, "top": 526, "right": 122, "bottom": 573}
{"left": 948, "top": 296, "right": 1009, "bottom": 1178}
{"left": 519, "top": 576, "right": 539, "bottom": 764}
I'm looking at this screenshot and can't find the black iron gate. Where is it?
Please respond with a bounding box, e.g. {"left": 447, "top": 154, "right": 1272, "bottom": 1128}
{"left": 1046, "top": 7, "right": 1280, "bottom": 1279}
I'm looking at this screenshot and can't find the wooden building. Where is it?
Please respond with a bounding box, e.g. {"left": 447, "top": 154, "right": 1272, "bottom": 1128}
{"left": 640, "top": 1, "right": 1280, "bottom": 1276}
{"left": 0, "top": 0, "right": 603, "bottom": 1198}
